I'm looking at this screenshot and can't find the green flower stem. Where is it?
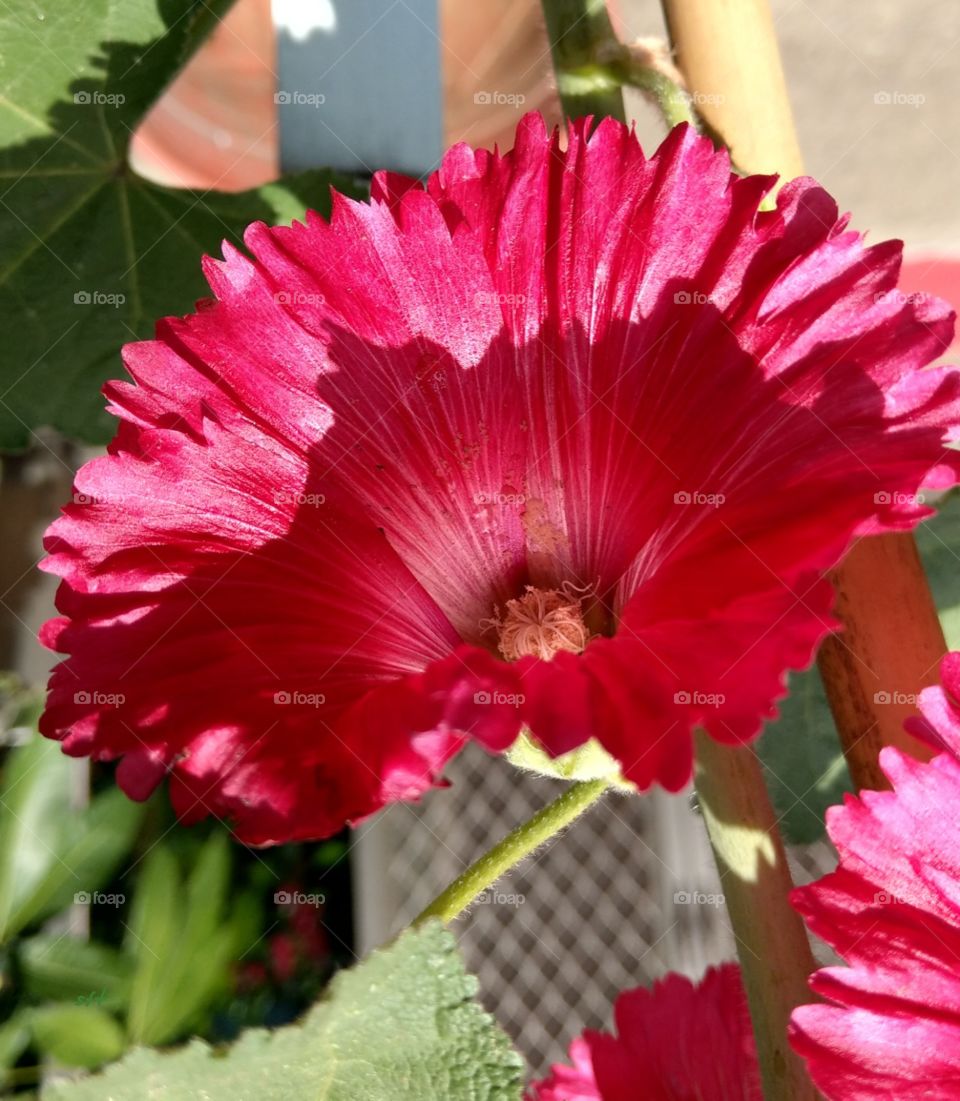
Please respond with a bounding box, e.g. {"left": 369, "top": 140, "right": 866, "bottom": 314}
{"left": 541, "top": 0, "right": 626, "bottom": 121}
{"left": 541, "top": 0, "right": 698, "bottom": 132}
{"left": 694, "top": 731, "right": 819, "bottom": 1100}
{"left": 612, "top": 54, "right": 697, "bottom": 129}
{"left": 413, "top": 779, "right": 608, "bottom": 926}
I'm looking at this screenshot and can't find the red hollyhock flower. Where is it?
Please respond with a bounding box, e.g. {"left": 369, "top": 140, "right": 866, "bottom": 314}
{"left": 40, "top": 114, "right": 960, "bottom": 843}
{"left": 527, "top": 964, "right": 761, "bottom": 1100}
{"left": 790, "top": 652, "right": 960, "bottom": 1098}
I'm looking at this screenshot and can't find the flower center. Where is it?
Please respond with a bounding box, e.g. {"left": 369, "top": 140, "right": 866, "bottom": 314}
{"left": 495, "top": 586, "right": 591, "bottom": 662}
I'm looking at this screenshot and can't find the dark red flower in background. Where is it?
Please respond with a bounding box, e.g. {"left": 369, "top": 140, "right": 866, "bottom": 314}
{"left": 527, "top": 964, "right": 761, "bottom": 1100}
{"left": 790, "top": 653, "right": 960, "bottom": 1098}
{"left": 41, "top": 113, "right": 960, "bottom": 842}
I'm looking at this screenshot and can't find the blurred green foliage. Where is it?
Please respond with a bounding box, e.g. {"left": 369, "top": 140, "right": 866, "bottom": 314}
{"left": 0, "top": 680, "right": 349, "bottom": 1093}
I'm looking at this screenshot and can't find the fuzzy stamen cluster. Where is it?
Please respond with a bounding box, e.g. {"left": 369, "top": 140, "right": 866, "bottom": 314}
{"left": 495, "top": 587, "right": 591, "bottom": 662}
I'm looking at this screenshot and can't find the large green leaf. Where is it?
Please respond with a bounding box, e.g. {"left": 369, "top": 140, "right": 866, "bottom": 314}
{"left": 0, "top": 0, "right": 362, "bottom": 448}
{"left": 759, "top": 491, "right": 960, "bottom": 843}
{"left": 44, "top": 923, "right": 525, "bottom": 1101}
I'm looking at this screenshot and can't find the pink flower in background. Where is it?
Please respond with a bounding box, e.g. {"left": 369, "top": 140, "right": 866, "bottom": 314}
{"left": 527, "top": 964, "right": 761, "bottom": 1100}
{"left": 790, "top": 653, "right": 960, "bottom": 1098}
{"left": 41, "top": 113, "right": 960, "bottom": 843}
{"left": 526, "top": 1037, "right": 601, "bottom": 1101}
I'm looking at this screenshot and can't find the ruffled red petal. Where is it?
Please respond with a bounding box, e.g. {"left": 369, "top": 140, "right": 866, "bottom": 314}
{"left": 527, "top": 964, "right": 761, "bottom": 1101}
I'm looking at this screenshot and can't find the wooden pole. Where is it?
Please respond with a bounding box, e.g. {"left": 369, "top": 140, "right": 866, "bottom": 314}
{"left": 661, "top": 0, "right": 803, "bottom": 176}
{"left": 818, "top": 536, "right": 938, "bottom": 789}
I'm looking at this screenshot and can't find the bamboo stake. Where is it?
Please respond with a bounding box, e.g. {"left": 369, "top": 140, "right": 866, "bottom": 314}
{"left": 694, "top": 732, "right": 818, "bottom": 1101}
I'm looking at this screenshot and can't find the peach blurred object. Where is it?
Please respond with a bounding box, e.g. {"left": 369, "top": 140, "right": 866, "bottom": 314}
{"left": 130, "top": 0, "right": 278, "bottom": 191}
{"left": 131, "top": 0, "right": 561, "bottom": 192}
{"left": 441, "top": 0, "right": 562, "bottom": 148}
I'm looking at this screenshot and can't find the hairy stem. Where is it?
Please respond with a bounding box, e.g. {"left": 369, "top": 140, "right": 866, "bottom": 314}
{"left": 541, "top": 0, "right": 697, "bottom": 131}
{"left": 413, "top": 779, "right": 608, "bottom": 925}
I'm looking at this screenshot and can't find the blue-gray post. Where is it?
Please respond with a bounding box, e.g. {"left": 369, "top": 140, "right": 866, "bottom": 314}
{"left": 273, "top": 0, "right": 444, "bottom": 177}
